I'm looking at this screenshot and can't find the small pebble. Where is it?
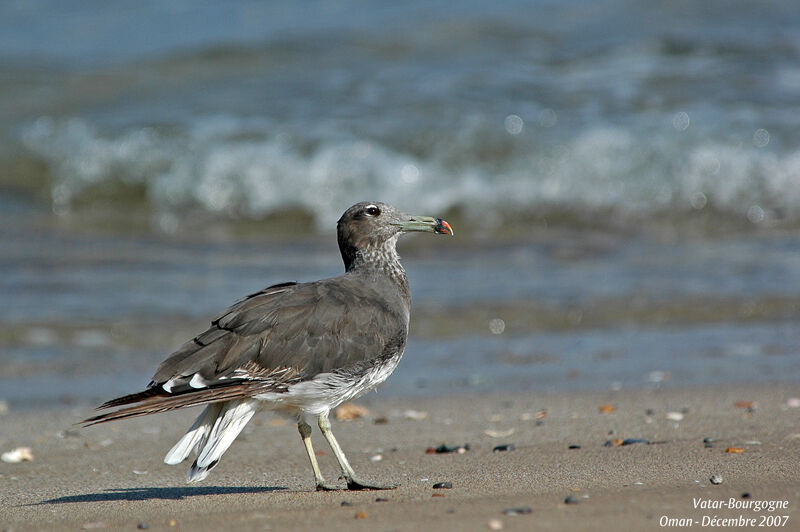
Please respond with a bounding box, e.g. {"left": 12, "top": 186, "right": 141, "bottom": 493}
{"left": 404, "top": 409, "right": 428, "bottom": 420}
{"left": 725, "top": 447, "right": 744, "bottom": 453}
{"left": 433, "top": 481, "right": 453, "bottom": 489}
{"left": 645, "top": 409, "right": 655, "bottom": 416}
{"left": 375, "top": 497, "right": 389, "bottom": 502}
{"left": 710, "top": 475, "right": 723, "bottom": 485}
{"left": 341, "top": 501, "right": 353, "bottom": 507}
{"left": 137, "top": 523, "right": 149, "bottom": 530}
{"left": 568, "top": 445, "right": 581, "bottom": 450}
{"left": 432, "top": 493, "right": 446, "bottom": 498}
{"left": 492, "top": 444, "right": 515, "bottom": 452}
{"left": 741, "top": 492, "right": 751, "bottom": 499}
{"left": 373, "top": 417, "right": 389, "bottom": 424}
{"left": 599, "top": 404, "right": 616, "bottom": 414}
{"left": 335, "top": 403, "right": 369, "bottom": 421}
{"left": 666, "top": 411, "right": 684, "bottom": 421}
{"left": 354, "top": 511, "right": 368, "bottom": 519}
{"left": 484, "top": 429, "right": 514, "bottom": 438}
{"left": 369, "top": 454, "right": 383, "bottom": 462}
{"left": 502, "top": 506, "right": 532, "bottom": 516}
{"left": 564, "top": 495, "right": 579, "bottom": 504}
{"left": 487, "top": 518, "right": 504, "bottom": 530}
{"left": 1, "top": 447, "right": 34, "bottom": 463}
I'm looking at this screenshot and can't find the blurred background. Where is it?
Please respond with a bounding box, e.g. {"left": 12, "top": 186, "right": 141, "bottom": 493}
{"left": 2, "top": 0, "right": 799, "bottom": 407}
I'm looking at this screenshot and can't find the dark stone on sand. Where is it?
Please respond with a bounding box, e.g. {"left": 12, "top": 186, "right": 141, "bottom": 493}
{"left": 492, "top": 444, "right": 515, "bottom": 452}
{"left": 603, "top": 438, "right": 649, "bottom": 447}
{"left": 503, "top": 506, "right": 533, "bottom": 516}
{"left": 564, "top": 495, "right": 579, "bottom": 504}
{"left": 710, "top": 475, "right": 722, "bottom": 485}
{"left": 645, "top": 409, "right": 655, "bottom": 416}
{"left": 137, "top": 523, "right": 149, "bottom": 530}
{"left": 568, "top": 445, "right": 581, "bottom": 449}
{"left": 433, "top": 482, "right": 453, "bottom": 489}
{"left": 376, "top": 497, "right": 389, "bottom": 502}
{"left": 341, "top": 501, "right": 353, "bottom": 507}
{"left": 431, "top": 443, "right": 469, "bottom": 454}
{"left": 742, "top": 492, "right": 751, "bottom": 499}
{"left": 621, "top": 438, "right": 650, "bottom": 446}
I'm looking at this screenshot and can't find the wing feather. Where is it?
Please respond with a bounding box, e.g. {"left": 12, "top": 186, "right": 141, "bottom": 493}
{"left": 87, "top": 275, "right": 408, "bottom": 425}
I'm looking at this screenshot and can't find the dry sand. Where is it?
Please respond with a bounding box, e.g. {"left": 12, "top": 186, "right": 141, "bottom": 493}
{"left": 1, "top": 384, "right": 799, "bottom": 531}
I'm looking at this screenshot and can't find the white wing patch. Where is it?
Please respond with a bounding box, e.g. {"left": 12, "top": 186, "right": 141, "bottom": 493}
{"left": 189, "top": 373, "right": 210, "bottom": 389}
{"left": 162, "top": 378, "right": 177, "bottom": 393}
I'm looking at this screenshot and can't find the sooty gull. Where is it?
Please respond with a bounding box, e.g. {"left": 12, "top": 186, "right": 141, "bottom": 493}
{"left": 83, "top": 202, "right": 453, "bottom": 491}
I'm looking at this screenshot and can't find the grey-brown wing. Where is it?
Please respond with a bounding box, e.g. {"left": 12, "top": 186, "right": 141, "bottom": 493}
{"left": 150, "top": 276, "right": 407, "bottom": 389}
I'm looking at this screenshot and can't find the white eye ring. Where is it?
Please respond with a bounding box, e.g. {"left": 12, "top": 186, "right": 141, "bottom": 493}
{"left": 365, "top": 205, "right": 381, "bottom": 216}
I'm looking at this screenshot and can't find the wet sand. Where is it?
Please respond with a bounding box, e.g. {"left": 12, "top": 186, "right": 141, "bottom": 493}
{"left": 1, "top": 384, "right": 799, "bottom": 531}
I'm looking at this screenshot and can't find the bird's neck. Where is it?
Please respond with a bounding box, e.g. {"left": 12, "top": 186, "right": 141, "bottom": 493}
{"left": 343, "top": 237, "right": 409, "bottom": 293}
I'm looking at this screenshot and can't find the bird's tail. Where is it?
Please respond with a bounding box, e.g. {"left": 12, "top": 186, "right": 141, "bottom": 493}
{"left": 163, "top": 399, "right": 260, "bottom": 483}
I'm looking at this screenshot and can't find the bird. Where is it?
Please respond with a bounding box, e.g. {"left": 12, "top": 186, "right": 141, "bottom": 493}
{"left": 83, "top": 202, "right": 453, "bottom": 491}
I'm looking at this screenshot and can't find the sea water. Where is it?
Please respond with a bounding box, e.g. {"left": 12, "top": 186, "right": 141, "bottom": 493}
{"left": 1, "top": 0, "right": 798, "bottom": 405}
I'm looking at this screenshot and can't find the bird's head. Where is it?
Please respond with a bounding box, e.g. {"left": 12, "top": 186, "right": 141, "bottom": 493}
{"left": 337, "top": 201, "right": 453, "bottom": 270}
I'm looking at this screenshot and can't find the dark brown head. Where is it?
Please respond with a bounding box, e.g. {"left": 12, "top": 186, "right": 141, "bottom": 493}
{"left": 337, "top": 201, "right": 453, "bottom": 271}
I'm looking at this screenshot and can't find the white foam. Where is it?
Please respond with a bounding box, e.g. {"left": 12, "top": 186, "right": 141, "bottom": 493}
{"left": 20, "top": 116, "right": 800, "bottom": 228}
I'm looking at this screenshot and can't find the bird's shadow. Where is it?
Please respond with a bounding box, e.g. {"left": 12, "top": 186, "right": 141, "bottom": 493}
{"left": 31, "top": 485, "right": 286, "bottom": 505}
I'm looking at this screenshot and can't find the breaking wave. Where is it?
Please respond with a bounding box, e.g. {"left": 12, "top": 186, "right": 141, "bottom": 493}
{"left": 19, "top": 115, "right": 800, "bottom": 230}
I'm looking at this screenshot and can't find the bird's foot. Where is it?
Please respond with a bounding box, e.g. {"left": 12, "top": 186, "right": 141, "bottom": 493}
{"left": 315, "top": 481, "right": 343, "bottom": 491}
{"left": 346, "top": 477, "right": 397, "bottom": 491}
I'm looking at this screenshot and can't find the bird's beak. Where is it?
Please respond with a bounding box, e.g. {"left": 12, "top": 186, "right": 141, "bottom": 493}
{"left": 396, "top": 215, "right": 454, "bottom": 236}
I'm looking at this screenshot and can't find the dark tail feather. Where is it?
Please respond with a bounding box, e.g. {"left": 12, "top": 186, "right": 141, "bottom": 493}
{"left": 81, "top": 381, "right": 271, "bottom": 427}
{"left": 96, "top": 387, "right": 166, "bottom": 409}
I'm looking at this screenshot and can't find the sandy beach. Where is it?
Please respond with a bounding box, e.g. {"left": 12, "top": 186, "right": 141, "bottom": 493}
{"left": 2, "top": 383, "right": 798, "bottom": 531}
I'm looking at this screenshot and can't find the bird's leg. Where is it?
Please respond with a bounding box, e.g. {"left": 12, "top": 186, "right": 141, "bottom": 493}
{"left": 298, "top": 420, "right": 340, "bottom": 491}
{"left": 317, "top": 411, "right": 396, "bottom": 491}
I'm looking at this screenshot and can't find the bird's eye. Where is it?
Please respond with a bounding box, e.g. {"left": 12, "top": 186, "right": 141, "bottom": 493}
{"left": 365, "top": 205, "right": 381, "bottom": 216}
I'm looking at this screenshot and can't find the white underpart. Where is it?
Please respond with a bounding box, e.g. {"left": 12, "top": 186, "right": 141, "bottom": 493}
{"left": 260, "top": 352, "right": 404, "bottom": 415}
{"left": 164, "top": 403, "right": 224, "bottom": 465}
